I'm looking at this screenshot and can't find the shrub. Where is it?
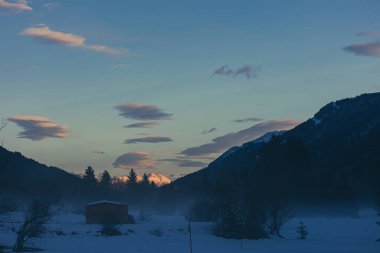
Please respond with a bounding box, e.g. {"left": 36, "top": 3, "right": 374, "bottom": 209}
{"left": 100, "top": 224, "right": 122, "bottom": 237}
{"left": 127, "top": 214, "right": 136, "bottom": 224}
{"left": 297, "top": 221, "right": 308, "bottom": 240}
{"left": 214, "top": 200, "right": 268, "bottom": 240}
{"left": 149, "top": 228, "right": 163, "bottom": 237}
{"left": 55, "top": 230, "right": 65, "bottom": 236}
{"left": 138, "top": 210, "right": 152, "bottom": 222}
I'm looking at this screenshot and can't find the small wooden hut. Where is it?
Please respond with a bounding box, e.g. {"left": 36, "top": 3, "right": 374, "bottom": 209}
{"left": 85, "top": 201, "right": 129, "bottom": 224}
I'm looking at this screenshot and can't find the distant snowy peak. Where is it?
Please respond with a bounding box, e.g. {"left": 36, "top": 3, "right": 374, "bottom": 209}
{"left": 148, "top": 173, "right": 172, "bottom": 186}
{"left": 116, "top": 173, "right": 171, "bottom": 186}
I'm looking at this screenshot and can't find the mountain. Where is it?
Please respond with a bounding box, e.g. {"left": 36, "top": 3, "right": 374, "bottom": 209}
{"left": 116, "top": 173, "right": 171, "bottom": 186}
{"left": 174, "top": 92, "right": 380, "bottom": 209}
{"left": 0, "top": 146, "right": 83, "bottom": 200}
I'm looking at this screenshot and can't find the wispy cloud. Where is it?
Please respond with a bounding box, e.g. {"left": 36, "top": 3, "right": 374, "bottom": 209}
{"left": 114, "top": 63, "right": 131, "bottom": 70}
{"left": 115, "top": 103, "right": 173, "bottom": 121}
{"left": 42, "top": 2, "right": 59, "bottom": 10}
{"left": 125, "top": 121, "right": 159, "bottom": 128}
{"left": 213, "top": 64, "right": 261, "bottom": 80}
{"left": 178, "top": 160, "right": 208, "bottom": 167}
{"left": 357, "top": 31, "right": 379, "bottom": 36}
{"left": 201, "top": 128, "right": 217, "bottom": 134}
{"left": 343, "top": 41, "right": 380, "bottom": 57}
{"left": 213, "top": 65, "right": 234, "bottom": 76}
{"left": 158, "top": 158, "right": 208, "bottom": 168}
{"left": 8, "top": 115, "right": 69, "bottom": 141}
{"left": 20, "top": 25, "right": 126, "bottom": 56}
{"left": 92, "top": 150, "right": 105, "bottom": 155}
{"left": 124, "top": 136, "right": 173, "bottom": 144}
{"left": 232, "top": 117, "right": 263, "bottom": 123}
{"left": 0, "top": 0, "right": 32, "bottom": 12}
{"left": 234, "top": 65, "right": 261, "bottom": 79}
{"left": 113, "top": 151, "right": 154, "bottom": 169}
{"left": 181, "top": 120, "right": 300, "bottom": 157}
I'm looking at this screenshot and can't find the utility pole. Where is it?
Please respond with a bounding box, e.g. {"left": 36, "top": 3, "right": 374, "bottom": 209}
{"left": 188, "top": 218, "right": 193, "bottom": 253}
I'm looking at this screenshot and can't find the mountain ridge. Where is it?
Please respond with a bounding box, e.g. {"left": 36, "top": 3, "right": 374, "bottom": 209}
{"left": 174, "top": 92, "right": 380, "bottom": 207}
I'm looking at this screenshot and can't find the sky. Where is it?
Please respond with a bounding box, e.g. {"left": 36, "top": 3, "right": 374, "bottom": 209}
{"left": 1, "top": 0, "right": 380, "bottom": 179}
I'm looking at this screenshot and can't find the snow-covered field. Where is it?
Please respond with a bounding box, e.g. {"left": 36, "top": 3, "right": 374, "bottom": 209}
{"left": 1, "top": 210, "right": 379, "bottom": 253}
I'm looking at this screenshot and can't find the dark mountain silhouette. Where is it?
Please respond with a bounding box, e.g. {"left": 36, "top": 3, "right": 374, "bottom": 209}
{"left": 0, "top": 147, "right": 83, "bottom": 200}
{"left": 174, "top": 92, "right": 380, "bottom": 212}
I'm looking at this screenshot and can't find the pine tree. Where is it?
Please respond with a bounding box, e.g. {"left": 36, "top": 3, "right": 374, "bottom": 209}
{"left": 128, "top": 169, "right": 138, "bottom": 187}
{"left": 297, "top": 221, "right": 308, "bottom": 240}
{"left": 100, "top": 170, "right": 112, "bottom": 188}
{"left": 142, "top": 173, "right": 150, "bottom": 185}
{"left": 83, "top": 166, "right": 97, "bottom": 185}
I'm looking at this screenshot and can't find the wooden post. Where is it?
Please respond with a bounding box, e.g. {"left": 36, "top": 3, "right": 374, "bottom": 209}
{"left": 188, "top": 219, "right": 193, "bottom": 253}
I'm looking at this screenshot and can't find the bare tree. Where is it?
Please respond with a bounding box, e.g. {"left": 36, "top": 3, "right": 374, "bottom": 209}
{"left": 0, "top": 119, "right": 6, "bottom": 148}
{"left": 0, "top": 120, "right": 6, "bottom": 132}
{"left": 266, "top": 199, "right": 292, "bottom": 238}
{"left": 13, "top": 200, "right": 54, "bottom": 252}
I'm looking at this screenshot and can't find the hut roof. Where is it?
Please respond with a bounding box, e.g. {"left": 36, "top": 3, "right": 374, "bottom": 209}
{"left": 86, "top": 200, "right": 124, "bottom": 206}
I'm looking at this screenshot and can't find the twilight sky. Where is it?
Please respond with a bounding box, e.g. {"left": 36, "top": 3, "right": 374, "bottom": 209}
{"left": 1, "top": 0, "right": 379, "bottom": 179}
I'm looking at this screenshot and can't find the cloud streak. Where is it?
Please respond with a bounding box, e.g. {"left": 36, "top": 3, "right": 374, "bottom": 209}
{"left": 115, "top": 103, "right": 173, "bottom": 121}
{"left": 20, "top": 26, "right": 126, "bottom": 56}
{"left": 125, "top": 121, "right": 159, "bottom": 128}
{"left": 124, "top": 136, "right": 173, "bottom": 144}
{"left": 92, "top": 150, "right": 105, "bottom": 155}
{"left": 213, "top": 65, "right": 234, "bottom": 76}
{"left": 113, "top": 151, "right": 154, "bottom": 169}
{"left": 343, "top": 41, "right": 380, "bottom": 57}
{"left": 213, "top": 64, "right": 261, "bottom": 80}
{"left": 233, "top": 117, "right": 263, "bottom": 123}
{"left": 0, "top": 0, "right": 32, "bottom": 12}
{"left": 158, "top": 158, "right": 208, "bottom": 168}
{"left": 8, "top": 115, "right": 69, "bottom": 141}
{"left": 42, "top": 2, "right": 59, "bottom": 10}
{"left": 357, "top": 31, "right": 379, "bottom": 37}
{"left": 181, "top": 120, "right": 300, "bottom": 157}
{"left": 201, "top": 128, "right": 217, "bottom": 134}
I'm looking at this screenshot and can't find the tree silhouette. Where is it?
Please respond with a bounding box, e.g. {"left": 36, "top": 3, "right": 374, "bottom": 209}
{"left": 297, "top": 221, "right": 308, "bottom": 240}
{"left": 100, "top": 170, "right": 112, "bottom": 188}
{"left": 142, "top": 173, "right": 150, "bottom": 186}
{"left": 128, "top": 169, "right": 138, "bottom": 190}
{"left": 83, "top": 166, "right": 97, "bottom": 185}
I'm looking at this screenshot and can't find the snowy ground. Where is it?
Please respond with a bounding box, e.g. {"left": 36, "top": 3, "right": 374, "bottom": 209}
{"left": 0, "top": 209, "right": 379, "bottom": 253}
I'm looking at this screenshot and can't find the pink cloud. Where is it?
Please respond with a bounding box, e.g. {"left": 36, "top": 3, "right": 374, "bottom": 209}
{"left": 8, "top": 115, "right": 69, "bottom": 141}
{"left": 0, "top": 0, "right": 32, "bottom": 12}
{"left": 343, "top": 41, "right": 380, "bottom": 57}
{"left": 21, "top": 26, "right": 126, "bottom": 56}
